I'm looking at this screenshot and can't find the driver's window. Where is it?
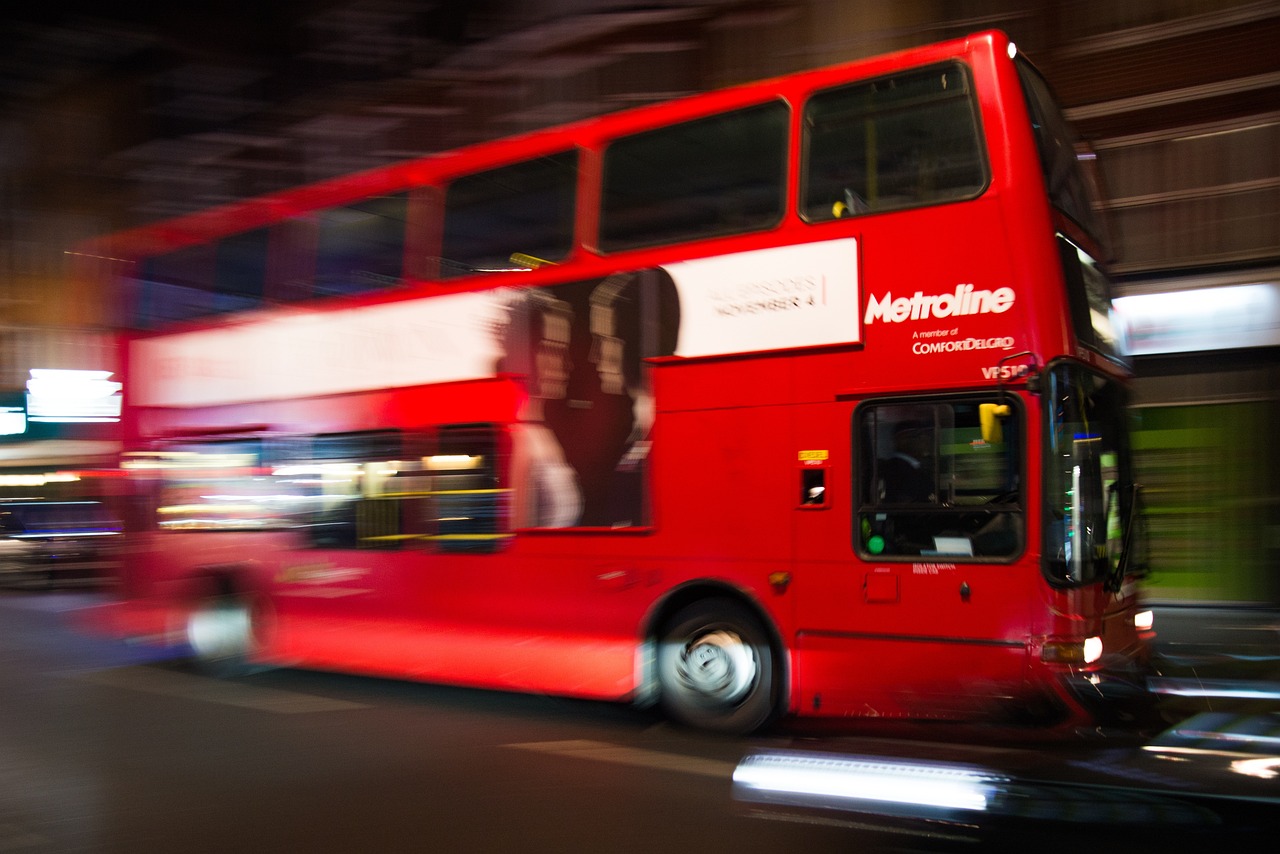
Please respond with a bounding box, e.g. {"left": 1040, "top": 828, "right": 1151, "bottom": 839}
{"left": 857, "top": 400, "right": 1022, "bottom": 559}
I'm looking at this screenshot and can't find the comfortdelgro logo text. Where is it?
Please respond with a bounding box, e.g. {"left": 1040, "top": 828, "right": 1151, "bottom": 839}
{"left": 864, "top": 285, "right": 1015, "bottom": 324}
{"left": 912, "top": 336, "right": 1015, "bottom": 354}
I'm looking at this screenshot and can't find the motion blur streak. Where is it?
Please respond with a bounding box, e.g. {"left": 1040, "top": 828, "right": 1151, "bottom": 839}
{"left": 1230, "top": 757, "right": 1280, "bottom": 781}
{"left": 732, "top": 750, "right": 1001, "bottom": 816}
{"left": 1144, "top": 711, "right": 1280, "bottom": 780}
{"left": 1148, "top": 677, "right": 1280, "bottom": 700}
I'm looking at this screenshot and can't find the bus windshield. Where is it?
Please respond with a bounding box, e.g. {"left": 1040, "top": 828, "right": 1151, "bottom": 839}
{"left": 1043, "top": 363, "right": 1145, "bottom": 588}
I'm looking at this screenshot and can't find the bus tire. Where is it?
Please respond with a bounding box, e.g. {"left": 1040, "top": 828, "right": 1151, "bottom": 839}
{"left": 656, "top": 598, "right": 778, "bottom": 734}
{"left": 185, "top": 591, "right": 261, "bottom": 677}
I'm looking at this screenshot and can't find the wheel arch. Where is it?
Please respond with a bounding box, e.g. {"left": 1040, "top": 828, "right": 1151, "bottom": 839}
{"left": 183, "top": 560, "right": 270, "bottom": 603}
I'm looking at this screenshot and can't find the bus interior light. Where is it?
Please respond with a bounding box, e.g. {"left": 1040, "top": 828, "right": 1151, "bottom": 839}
{"left": 426, "top": 455, "right": 482, "bottom": 471}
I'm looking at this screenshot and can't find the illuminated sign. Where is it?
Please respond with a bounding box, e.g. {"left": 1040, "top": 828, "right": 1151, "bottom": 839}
{"left": 1114, "top": 282, "right": 1280, "bottom": 356}
{"left": 0, "top": 404, "right": 26, "bottom": 436}
{"left": 25, "top": 369, "right": 123, "bottom": 423}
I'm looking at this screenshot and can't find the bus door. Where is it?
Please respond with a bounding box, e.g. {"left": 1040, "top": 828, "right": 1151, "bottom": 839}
{"left": 793, "top": 397, "right": 1033, "bottom": 718}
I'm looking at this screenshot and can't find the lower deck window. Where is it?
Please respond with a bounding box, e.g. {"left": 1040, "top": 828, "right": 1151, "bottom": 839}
{"left": 426, "top": 425, "right": 508, "bottom": 552}
{"left": 141, "top": 426, "right": 511, "bottom": 553}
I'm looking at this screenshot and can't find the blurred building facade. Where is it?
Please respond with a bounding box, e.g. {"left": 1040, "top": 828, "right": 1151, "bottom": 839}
{"left": 1, "top": 0, "right": 1277, "bottom": 601}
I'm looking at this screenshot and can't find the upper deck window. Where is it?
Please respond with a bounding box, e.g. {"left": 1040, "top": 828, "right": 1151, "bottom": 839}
{"left": 312, "top": 193, "right": 408, "bottom": 295}
{"left": 802, "top": 63, "right": 987, "bottom": 222}
{"left": 1058, "top": 234, "right": 1124, "bottom": 361}
{"left": 133, "top": 229, "right": 272, "bottom": 328}
{"left": 136, "top": 243, "right": 217, "bottom": 329}
{"left": 599, "top": 101, "right": 788, "bottom": 252}
{"left": 126, "top": 194, "right": 408, "bottom": 330}
{"left": 214, "top": 228, "right": 270, "bottom": 313}
{"left": 441, "top": 152, "right": 578, "bottom": 276}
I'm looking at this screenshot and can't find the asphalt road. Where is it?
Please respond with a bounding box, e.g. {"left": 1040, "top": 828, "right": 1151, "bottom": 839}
{"left": 2, "top": 591, "right": 1276, "bottom": 853}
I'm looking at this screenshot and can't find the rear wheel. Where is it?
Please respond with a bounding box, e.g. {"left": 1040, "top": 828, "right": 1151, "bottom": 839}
{"left": 656, "top": 598, "right": 778, "bottom": 734}
{"left": 186, "top": 592, "right": 261, "bottom": 676}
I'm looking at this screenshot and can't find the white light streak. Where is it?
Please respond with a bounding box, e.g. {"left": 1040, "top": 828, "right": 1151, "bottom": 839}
{"left": 733, "top": 751, "right": 1000, "bottom": 814}
{"left": 1148, "top": 678, "right": 1280, "bottom": 700}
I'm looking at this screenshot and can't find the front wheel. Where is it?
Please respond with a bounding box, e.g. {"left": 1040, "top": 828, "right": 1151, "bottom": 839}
{"left": 656, "top": 598, "right": 779, "bottom": 734}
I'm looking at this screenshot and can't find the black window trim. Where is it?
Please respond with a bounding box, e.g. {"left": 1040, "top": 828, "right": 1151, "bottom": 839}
{"left": 799, "top": 59, "right": 991, "bottom": 225}
{"left": 853, "top": 391, "right": 1027, "bottom": 564}
{"left": 597, "top": 97, "right": 792, "bottom": 253}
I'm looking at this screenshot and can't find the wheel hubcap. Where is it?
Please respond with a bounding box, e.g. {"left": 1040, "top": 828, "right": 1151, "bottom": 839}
{"left": 675, "top": 629, "right": 757, "bottom": 705}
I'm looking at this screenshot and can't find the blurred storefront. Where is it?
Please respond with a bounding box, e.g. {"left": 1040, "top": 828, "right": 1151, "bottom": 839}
{"left": 1116, "top": 269, "right": 1280, "bottom": 606}
{"left": 0, "top": 326, "right": 122, "bottom": 502}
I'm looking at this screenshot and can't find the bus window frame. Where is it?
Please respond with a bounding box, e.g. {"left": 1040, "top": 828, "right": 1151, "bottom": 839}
{"left": 597, "top": 98, "right": 790, "bottom": 253}
{"left": 426, "top": 423, "right": 511, "bottom": 554}
{"left": 440, "top": 151, "right": 580, "bottom": 277}
{"left": 854, "top": 393, "right": 1026, "bottom": 563}
{"left": 799, "top": 60, "right": 991, "bottom": 224}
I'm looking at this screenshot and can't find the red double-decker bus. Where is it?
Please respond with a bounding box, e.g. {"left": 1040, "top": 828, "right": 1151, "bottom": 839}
{"left": 82, "top": 30, "right": 1152, "bottom": 734}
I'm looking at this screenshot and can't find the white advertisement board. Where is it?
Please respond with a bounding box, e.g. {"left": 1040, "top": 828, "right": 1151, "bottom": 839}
{"left": 131, "top": 238, "right": 862, "bottom": 408}
{"left": 662, "top": 238, "right": 860, "bottom": 358}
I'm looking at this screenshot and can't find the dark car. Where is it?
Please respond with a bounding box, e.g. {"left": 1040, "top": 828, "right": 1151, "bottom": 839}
{"left": 0, "top": 501, "right": 122, "bottom": 588}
